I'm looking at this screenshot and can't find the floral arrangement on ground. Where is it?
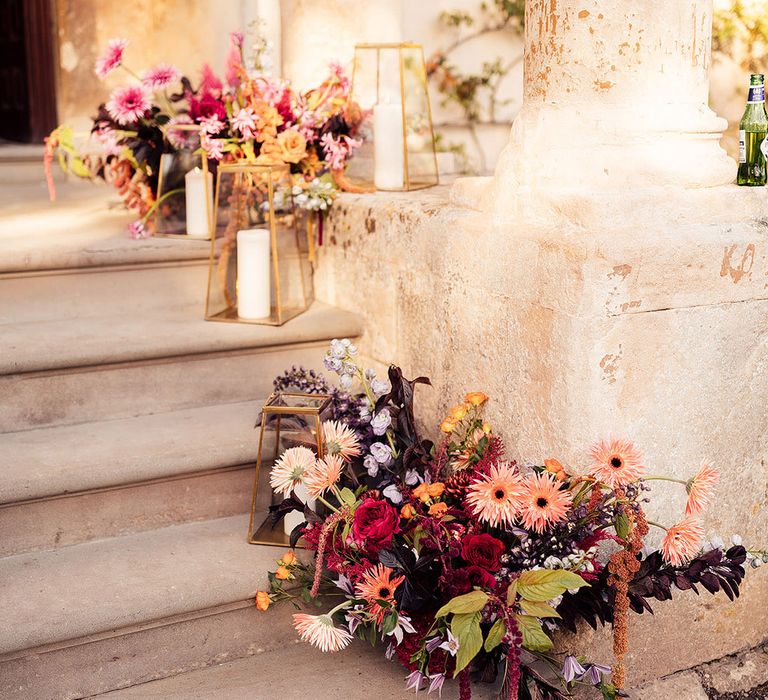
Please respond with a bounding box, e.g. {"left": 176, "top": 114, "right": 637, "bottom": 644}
{"left": 44, "top": 26, "right": 363, "bottom": 238}
{"left": 256, "top": 341, "right": 763, "bottom": 699}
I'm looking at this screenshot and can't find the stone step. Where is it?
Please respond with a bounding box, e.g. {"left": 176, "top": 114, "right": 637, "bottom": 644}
{"left": 0, "top": 301, "right": 361, "bottom": 432}
{"left": 0, "top": 401, "right": 268, "bottom": 555}
{"left": 0, "top": 515, "right": 296, "bottom": 700}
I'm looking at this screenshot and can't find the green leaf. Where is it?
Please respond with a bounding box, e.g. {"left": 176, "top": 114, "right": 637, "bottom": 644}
{"left": 519, "top": 600, "right": 561, "bottom": 618}
{"left": 339, "top": 487, "right": 356, "bottom": 506}
{"left": 484, "top": 619, "right": 506, "bottom": 652}
{"left": 516, "top": 614, "right": 553, "bottom": 652}
{"left": 615, "top": 511, "right": 629, "bottom": 540}
{"left": 381, "top": 609, "right": 398, "bottom": 635}
{"left": 67, "top": 157, "right": 91, "bottom": 179}
{"left": 506, "top": 579, "right": 518, "bottom": 606}
{"left": 451, "top": 612, "right": 483, "bottom": 677}
{"left": 516, "top": 569, "right": 589, "bottom": 602}
{"left": 435, "top": 590, "right": 489, "bottom": 618}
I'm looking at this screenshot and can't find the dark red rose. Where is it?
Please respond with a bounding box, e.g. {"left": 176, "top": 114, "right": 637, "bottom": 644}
{"left": 452, "top": 565, "right": 497, "bottom": 594}
{"left": 461, "top": 533, "right": 505, "bottom": 571}
{"left": 352, "top": 498, "right": 400, "bottom": 552}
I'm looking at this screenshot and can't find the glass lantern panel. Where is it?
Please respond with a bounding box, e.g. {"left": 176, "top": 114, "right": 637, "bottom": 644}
{"left": 402, "top": 45, "right": 439, "bottom": 190}
{"left": 205, "top": 163, "right": 312, "bottom": 326}
{"left": 155, "top": 150, "right": 205, "bottom": 237}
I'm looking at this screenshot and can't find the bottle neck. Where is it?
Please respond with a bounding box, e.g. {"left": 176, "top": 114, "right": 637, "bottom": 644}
{"left": 748, "top": 83, "right": 765, "bottom": 103}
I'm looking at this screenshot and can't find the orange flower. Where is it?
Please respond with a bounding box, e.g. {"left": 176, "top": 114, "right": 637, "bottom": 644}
{"left": 587, "top": 438, "right": 645, "bottom": 488}
{"left": 520, "top": 472, "right": 573, "bottom": 533}
{"left": 465, "top": 392, "right": 489, "bottom": 406}
{"left": 400, "top": 503, "right": 416, "bottom": 519}
{"left": 440, "top": 420, "right": 456, "bottom": 434}
{"left": 277, "top": 128, "right": 307, "bottom": 164}
{"left": 544, "top": 458, "right": 568, "bottom": 481}
{"left": 276, "top": 565, "right": 291, "bottom": 580}
{"left": 355, "top": 564, "right": 405, "bottom": 624}
{"left": 685, "top": 463, "right": 719, "bottom": 516}
{"left": 481, "top": 422, "right": 492, "bottom": 434}
{"left": 281, "top": 550, "right": 297, "bottom": 566}
{"left": 660, "top": 516, "right": 704, "bottom": 566}
{"left": 466, "top": 462, "right": 526, "bottom": 528}
{"left": 429, "top": 502, "right": 449, "bottom": 518}
{"left": 255, "top": 591, "right": 271, "bottom": 611}
{"left": 427, "top": 482, "right": 445, "bottom": 498}
{"left": 413, "top": 483, "right": 430, "bottom": 502}
{"left": 449, "top": 404, "right": 469, "bottom": 421}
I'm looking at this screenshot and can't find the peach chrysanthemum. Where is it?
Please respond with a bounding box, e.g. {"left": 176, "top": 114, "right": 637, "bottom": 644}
{"left": 269, "top": 446, "right": 316, "bottom": 497}
{"left": 355, "top": 564, "right": 405, "bottom": 624}
{"left": 520, "top": 472, "right": 573, "bottom": 533}
{"left": 587, "top": 438, "right": 645, "bottom": 488}
{"left": 322, "top": 420, "right": 361, "bottom": 462}
{"left": 292, "top": 612, "right": 353, "bottom": 653}
{"left": 466, "top": 462, "right": 526, "bottom": 528}
{"left": 685, "top": 463, "right": 719, "bottom": 516}
{"left": 305, "top": 454, "right": 344, "bottom": 499}
{"left": 660, "top": 516, "right": 704, "bottom": 566}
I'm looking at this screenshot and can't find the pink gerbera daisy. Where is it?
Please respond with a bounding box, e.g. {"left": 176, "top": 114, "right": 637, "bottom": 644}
{"left": 587, "top": 438, "right": 645, "bottom": 489}
{"left": 305, "top": 454, "right": 344, "bottom": 499}
{"left": 685, "top": 463, "right": 719, "bottom": 516}
{"left": 660, "top": 516, "right": 704, "bottom": 566}
{"left": 141, "top": 63, "right": 181, "bottom": 90}
{"left": 520, "top": 472, "right": 573, "bottom": 533}
{"left": 95, "top": 38, "right": 128, "bottom": 78}
{"left": 292, "top": 612, "right": 353, "bottom": 653}
{"left": 466, "top": 462, "right": 526, "bottom": 528}
{"left": 321, "top": 421, "right": 361, "bottom": 462}
{"left": 269, "top": 446, "right": 316, "bottom": 497}
{"left": 105, "top": 85, "right": 151, "bottom": 125}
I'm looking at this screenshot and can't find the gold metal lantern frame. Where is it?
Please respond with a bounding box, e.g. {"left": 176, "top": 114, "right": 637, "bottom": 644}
{"left": 249, "top": 392, "right": 333, "bottom": 546}
{"left": 154, "top": 124, "right": 213, "bottom": 238}
{"left": 204, "top": 162, "right": 313, "bottom": 326}
{"left": 346, "top": 42, "right": 439, "bottom": 191}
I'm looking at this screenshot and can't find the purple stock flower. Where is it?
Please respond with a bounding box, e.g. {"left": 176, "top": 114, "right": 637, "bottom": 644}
{"left": 371, "top": 409, "right": 392, "bottom": 436}
{"left": 383, "top": 484, "right": 402, "bottom": 504}
{"left": 370, "top": 442, "right": 393, "bottom": 465}
{"left": 562, "top": 655, "right": 586, "bottom": 683}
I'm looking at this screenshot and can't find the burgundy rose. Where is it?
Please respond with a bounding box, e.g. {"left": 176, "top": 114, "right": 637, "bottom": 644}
{"left": 461, "top": 533, "right": 505, "bottom": 572}
{"left": 452, "top": 565, "right": 497, "bottom": 594}
{"left": 352, "top": 498, "right": 400, "bottom": 552}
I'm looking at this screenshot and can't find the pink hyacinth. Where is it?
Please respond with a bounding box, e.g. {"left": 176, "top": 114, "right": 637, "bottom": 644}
{"left": 319, "top": 133, "right": 360, "bottom": 171}
{"left": 231, "top": 107, "right": 256, "bottom": 139}
{"left": 95, "top": 38, "right": 128, "bottom": 78}
{"left": 141, "top": 63, "right": 181, "bottom": 90}
{"left": 198, "top": 114, "right": 225, "bottom": 136}
{"left": 106, "top": 85, "right": 151, "bottom": 125}
{"left": 201, "top": 133, "right": 224, "bottom": 161}
{"left": 127, "top": 220, "right": 150, "bottom": 239}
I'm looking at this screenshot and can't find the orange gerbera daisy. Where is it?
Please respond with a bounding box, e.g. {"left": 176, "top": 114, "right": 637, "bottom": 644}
{"left": 355, "top": 564, "right": 405, "bottom": 623}
{"left": 587, "top": 438, "right": 645, "bottom": 488}
{"left": 322, "top": 420, "right": 362, "bottom": 462}
{"left": 520, "top": 472, "right": 573, "bottom": 533}
{"left": 466, "top": 462, "right": 526, "bottom": 528}
{"left": 305, "top": 454, "right": 344, "bottom": 499}
{"left": 660, "top": 516, "right": 704, "bottom": 566}
{"left": 292, "top": 612, "right": 353, "bottom": 653}
{"left": 685, "top": 463, "right": 719, "bottom": 515}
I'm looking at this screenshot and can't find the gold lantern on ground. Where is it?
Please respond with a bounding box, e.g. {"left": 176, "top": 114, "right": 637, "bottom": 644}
{"left": 345, "top": 42, "right": 439, "bottom": 191}
{"left": 249, "top": 392, "right": 334, "bottom": 546}
{"left": 155, "top": 125, "right": 213, "bottom": 238}
{"left": 204, "top": 162, "right": 312, "bottom": 326}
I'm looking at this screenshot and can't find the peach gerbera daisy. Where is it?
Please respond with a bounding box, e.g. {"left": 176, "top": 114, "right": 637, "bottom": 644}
{"left": 587, "top": 438, "right": 645, "bottom": 488}
{"left": 305, "top": 454, "right": 344, "bottom": 499}
{"left": 269, "top": 446, "right": 316, "bottom": 497}
{"left": 685, "top": 463, "right": 719, "bottom": 516}
{"left": 322, "top": 420, "right": 362, "bottom": 462}
{"left": 355, "top": 564, "right": 405, "bottom": 623}
{"left": 292, "top": 612, "right": 353, "bottom": 653}
{"left": 660, "top": 516, "right": 704, "bottom": 566}
{"left": 520, "top": 472, "right": 574, "bottom": 533}
{"left": 466, "top": 462, "right": 526, "bottom": 528}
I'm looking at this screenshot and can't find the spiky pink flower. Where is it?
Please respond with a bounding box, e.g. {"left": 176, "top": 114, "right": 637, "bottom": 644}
{"left": 292, "top": 612, "right": 353, "bottom": 653}
{"left": 660, "top": 516, "right": 704, "bottom": 566}
{"left": 141, "top": 63, "right": 181, "bottom": 90}
{"left": 322, "top": 421, "right": 361, "bottom": 462}
{"left": 305, "top": 454, "right": 344, "bottom": 499}
{"left": 95, "top": 38, "right": 128, "bottom": 78}
{"left": 520, "top": 472, "right": 573, "bottom": 533}
{"left": 685, "top": 463, "right": 719, "bottom": 516}
{"left": 587, "top": 438, "right": 645, "bottom": 489}
{"left": 105, "top": 85, "right": 151, "bottom": 125}
{"left": 270, "top": 446, "right": 316, "bottom": 497}
{"left": 466, "top": 462, "right": 526, "bottom": 528}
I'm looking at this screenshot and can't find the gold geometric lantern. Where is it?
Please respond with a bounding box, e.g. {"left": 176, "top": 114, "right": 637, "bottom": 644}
{"left": 204, "top": 162, "right": 312, "bottom": 326}
{"left": 346, "top": 42, "right": 439, "bottom": 191}
{"left": 249, "top": 392, "right": 333, "bottom": 546}
{"left": 155, "top": 125, "right": 213, "bottom": 238}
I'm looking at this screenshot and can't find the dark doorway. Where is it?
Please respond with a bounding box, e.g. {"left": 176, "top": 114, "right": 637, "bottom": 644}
{"left": 0, "top": 0, "right": 57, "bottom": 143}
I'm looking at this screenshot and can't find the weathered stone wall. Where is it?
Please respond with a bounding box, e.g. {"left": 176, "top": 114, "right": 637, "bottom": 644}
{"left": 316, "top": 185, "right": 768, "bottom": 683}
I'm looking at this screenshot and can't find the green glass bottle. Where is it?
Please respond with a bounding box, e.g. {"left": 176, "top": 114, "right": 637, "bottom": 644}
{"left": 737, "top": 73, "right": 768, "bottom": 186}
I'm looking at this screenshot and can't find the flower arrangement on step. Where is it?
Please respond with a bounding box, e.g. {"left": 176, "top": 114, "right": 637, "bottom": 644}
{"left": 255, "top": 340, "right": 753, "bottom": 699}
{"left": 44, "top": 27, "right": 362, "bottom": 239}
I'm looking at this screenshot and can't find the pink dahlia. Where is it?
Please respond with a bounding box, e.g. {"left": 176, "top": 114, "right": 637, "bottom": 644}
{"left": 141, "top": 63, "right": 181, "bottom": 90}
{"left": 95, "top": 38, "right": 128, "bottom": 78}
{"left": 106, "top": 85, "right": 151, "bottom": 125}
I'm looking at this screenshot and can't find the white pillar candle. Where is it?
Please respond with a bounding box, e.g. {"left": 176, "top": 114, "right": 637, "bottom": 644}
{"left": 373, "top": 101, "right": 405, "bottom": 190}
{"left": 184, "top": 166, "right": 213, "bottom": 238}
{"left": 284, "top": 483, "right": 316, "bottom": 536}
{"left": 237, "top": 228, "right": 272, "bottom": 319}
